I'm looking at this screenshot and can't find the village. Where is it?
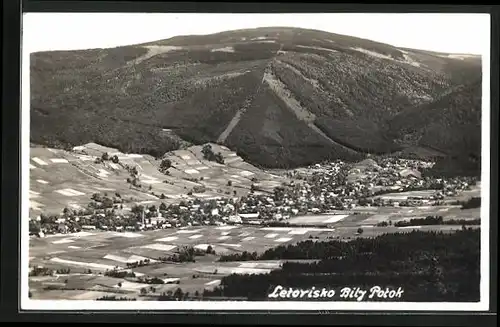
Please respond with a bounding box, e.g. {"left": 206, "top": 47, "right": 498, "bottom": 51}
{"left": 29, "top": 157, "right": 478, "bottom": 236}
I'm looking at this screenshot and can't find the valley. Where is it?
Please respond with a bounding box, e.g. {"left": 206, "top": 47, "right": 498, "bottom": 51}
{"left": 28, "top": 142, "right": 482, "bottom": 302}
{"left": 27, "top": 26, "right": 484, "bottom": 303}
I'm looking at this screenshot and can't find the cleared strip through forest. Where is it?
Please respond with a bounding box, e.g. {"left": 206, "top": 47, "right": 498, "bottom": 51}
{"left": 262, "top": 69, "right": 359, "bottom": 154}
{"left": 217, "top": 44, "right": 284, "bottom": 144}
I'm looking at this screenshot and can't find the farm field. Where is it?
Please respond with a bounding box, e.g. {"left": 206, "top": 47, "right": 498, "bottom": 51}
{"left": 29, "top": 225, "right": 330, "bottom": 299}
{"left": 29, "top": 143, "right": 289, "bottom": 216}
{"left": 375, "top": 190, "right": 436, "bottom": 201}
{"left": 287, "top": 203, "right": 481, "bottom": 227}
{"left": 29, "top": 199, "right": 481, "bottom": 300}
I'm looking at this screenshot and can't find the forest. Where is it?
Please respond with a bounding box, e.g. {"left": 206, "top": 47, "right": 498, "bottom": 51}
{"left": 206, "top": 229, "right": 480, "bottom": 302}
{"left": 31, "top": 27, "right": 482, "bottom": 172}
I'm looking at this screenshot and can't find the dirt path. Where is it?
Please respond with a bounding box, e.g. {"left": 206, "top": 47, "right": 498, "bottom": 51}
{"left": 216, "top": 96, "right": 254, "bottom": 143}
{"left": 117, "top": 45, "right": 184, "bottom": 94}
{"left": 262, "top": 70, "right": 358, "bottom": 154}
{"left": 217, "top": 44, "right": 284, "bottom": 144}
{"left": 130, "top": 45, "right": 183, "bottom": 66}
{"left": 216, "top": 45, "right": 358, "bottom": 155}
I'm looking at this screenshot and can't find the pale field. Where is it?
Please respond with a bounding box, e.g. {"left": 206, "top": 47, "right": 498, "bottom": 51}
{"left": 29, "top": 225, "right": 334, "bottom": 299}
{"left": 29, "top": 144, "right": 289, "bottom": 216}
{"left": 29, "top": 199, "right": 482, "bottom": 300}
{"left": 29, "top": 213, "right": 480, "bottom": 300}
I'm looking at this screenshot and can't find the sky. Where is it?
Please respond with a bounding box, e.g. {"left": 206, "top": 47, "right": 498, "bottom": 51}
{"left": 23, "top": 13, "right": 490, "bottom": 55}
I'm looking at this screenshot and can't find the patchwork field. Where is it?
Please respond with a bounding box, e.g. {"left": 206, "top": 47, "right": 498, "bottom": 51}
{"left": 287, "top": 203, "right": 481, "bottom": 227}
{"left": 28, "top": 144, "right": 482, "bottom": 301}
{"left": 29, "top": 225, "right": 334, "bottom": 299}
{"left": 29, "top": 196, "right": 481, "bottom": 301}
{"left": 29, "top": 143, "right": 289, "bottom": 216}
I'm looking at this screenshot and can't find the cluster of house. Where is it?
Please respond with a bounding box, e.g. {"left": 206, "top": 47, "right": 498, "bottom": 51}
{"left": 31, "top": 158, "right": 477, "bottom": 236}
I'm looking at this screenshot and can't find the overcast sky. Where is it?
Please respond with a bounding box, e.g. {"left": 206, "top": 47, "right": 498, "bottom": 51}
{"left": 23, "top": 13, "right": 490, "bottom": 54}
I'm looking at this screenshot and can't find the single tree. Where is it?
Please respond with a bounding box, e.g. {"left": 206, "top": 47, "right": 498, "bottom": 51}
{"left": 160, "top": 158, "right": 172, "bottom": 172}
{"left": 159, "top": 202, "right": 167, "bottom": 211}
{"left": 174, "top": 287, "right": 184, "bottom": 300}
{"left": 215, "top": 152, "right": 225, "bottom": 164}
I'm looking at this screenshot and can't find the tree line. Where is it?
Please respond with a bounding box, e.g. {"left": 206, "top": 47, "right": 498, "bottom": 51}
{"left": 393, "top": 216, "right": 480, "bottom": 227}
{"left": 207, "top": 229, "right": 480, "bottom": 302}
{"left": 460, "top": 197, "right": 481, "bottom": 209}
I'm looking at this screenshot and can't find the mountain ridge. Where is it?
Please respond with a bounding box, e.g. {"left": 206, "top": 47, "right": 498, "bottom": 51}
{"left": 30, "top": 27, "right": 482, "bottom": 174}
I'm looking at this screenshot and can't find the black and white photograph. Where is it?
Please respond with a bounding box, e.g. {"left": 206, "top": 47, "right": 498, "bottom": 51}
{"left": 21, "top": 12, "right": 491, "bottom": 311}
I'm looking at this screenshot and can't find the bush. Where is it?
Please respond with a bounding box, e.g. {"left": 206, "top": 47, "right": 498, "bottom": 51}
{"left": 159, "top": 202, "right": 167, "bottom": 211}
{"left": 105, "top": 269, "right": 136, "bottom": 278}
{"left": 96, "top": 296, "right": 136, "bottom": 301}
{"left": 160, "top": 158, "right": 172, "bottom": 172}
{"left": 201, "top": 144, "right": 225, "bottom": 164}
{"left": 29, "top": 266, "right": 53, "bottom": 277}
{"left": 206, "top": 245, "right": 216, "bottom": 255}
{"left": 461, "top": 197, "right": 481, "bottom": 209}
{"left": 138, "top": 276, "right": 165, "bottom": 285}
{"left": 193, "top": 185, "right": 206, "bottom": 193}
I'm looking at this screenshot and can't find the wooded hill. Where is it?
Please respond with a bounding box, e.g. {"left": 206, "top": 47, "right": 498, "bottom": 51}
{"left": 31, "top": 27, "right": 482, "bottom": 173}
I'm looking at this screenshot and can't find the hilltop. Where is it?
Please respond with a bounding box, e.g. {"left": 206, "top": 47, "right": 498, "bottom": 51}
{"left": 30, "top": 27, "right": 482, "bottom": 172}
